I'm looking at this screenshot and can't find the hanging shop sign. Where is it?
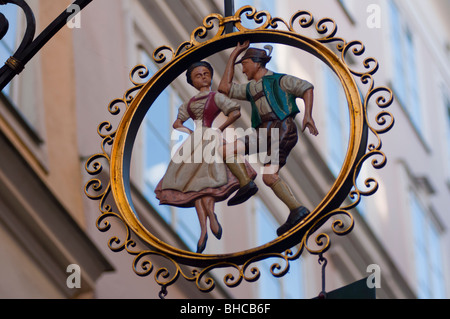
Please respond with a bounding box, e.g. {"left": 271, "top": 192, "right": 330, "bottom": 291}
{"left": 85, "top": 5, "right": 394, "bottom": 294}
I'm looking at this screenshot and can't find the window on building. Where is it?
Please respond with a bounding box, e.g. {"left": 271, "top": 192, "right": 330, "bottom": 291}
{"left": 137, "top": 49, "right": 199, "bottom": 251}
{"left": 1, "top": 5, "right": 41, "bottom": 135}
{"left": 444, "top": 92, "right": 450, "bottom": 176}
{"left": 389, "top": 1, "right": 422, "bottom": 133}
{"left": 323, "top": 67, "right": 349, "bottom": 177}
{"left": 254, "top": 198, "right": 304, "bottom": 299}
{"left": 338, "top": 0, "right": 356, "bottom": 24}
{"left": 409, "top": 191, "right": 446, "bottom": 299}
{"left": 1, "top": 4, "right": 18, "bottom": 98}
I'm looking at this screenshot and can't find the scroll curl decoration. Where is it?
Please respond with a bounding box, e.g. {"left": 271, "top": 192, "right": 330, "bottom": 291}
{"left": 85, "top": 6, "right": 394, "bottom": 295}
{"left": 303, "top": 209, "right": 355, "bottom": 255}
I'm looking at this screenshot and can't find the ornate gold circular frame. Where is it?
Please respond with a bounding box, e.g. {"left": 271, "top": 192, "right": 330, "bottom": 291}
{"left": 85, "top": 6, "right": 394, "bottom": 293}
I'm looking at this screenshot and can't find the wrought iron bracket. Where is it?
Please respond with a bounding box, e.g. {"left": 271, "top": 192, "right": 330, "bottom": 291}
{"left": 0, "top": 0, "right": 93, "bottom": 90}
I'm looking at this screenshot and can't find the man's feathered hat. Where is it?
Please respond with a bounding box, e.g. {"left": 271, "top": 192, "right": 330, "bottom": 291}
{"left": 235, "top": 45, "right": 273, "bottom": 65}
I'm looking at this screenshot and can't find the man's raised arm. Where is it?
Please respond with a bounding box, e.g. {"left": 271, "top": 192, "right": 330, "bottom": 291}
{"left": 218, "top": 41, "right": 250, "bottom": 95}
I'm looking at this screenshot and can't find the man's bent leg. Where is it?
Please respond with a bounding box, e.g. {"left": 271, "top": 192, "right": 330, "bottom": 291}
{"left": 263, "top": 171, "right": 310, "bottom": 236}
{"left": 222, "top": 142, "right": 258, "bottom": 206}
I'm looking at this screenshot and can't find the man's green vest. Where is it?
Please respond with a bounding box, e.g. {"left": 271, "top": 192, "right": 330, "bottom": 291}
{"left": 246, "top": 72, "right": 299, "bottom": 128}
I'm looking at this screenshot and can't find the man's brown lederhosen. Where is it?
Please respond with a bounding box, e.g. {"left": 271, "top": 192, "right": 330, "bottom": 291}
{"left": 244, "top": 112, "right": 298, "bottom": 168}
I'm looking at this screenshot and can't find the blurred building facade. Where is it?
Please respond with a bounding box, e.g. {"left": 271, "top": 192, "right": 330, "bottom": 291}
{"left": 0, "top": 0, "right": 448, "bottom": 299}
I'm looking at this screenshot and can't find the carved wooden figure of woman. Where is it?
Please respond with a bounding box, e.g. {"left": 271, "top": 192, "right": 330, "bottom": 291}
{"left": 155, "top": 61, "right": 256, "bottom": 253}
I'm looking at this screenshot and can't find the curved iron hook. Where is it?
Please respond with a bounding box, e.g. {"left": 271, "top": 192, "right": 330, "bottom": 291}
{"left": 318, "top": 253, "right": 328, "bottom": 299}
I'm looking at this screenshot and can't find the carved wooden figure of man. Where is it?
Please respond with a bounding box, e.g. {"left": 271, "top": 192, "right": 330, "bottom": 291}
{"left": 219, "top": 41, "right": 319, "bottom": 236}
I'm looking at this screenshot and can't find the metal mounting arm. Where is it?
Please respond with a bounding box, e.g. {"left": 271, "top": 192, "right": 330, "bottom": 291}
{"left": 0, "top": 0, "right": 93, "bottom": 91}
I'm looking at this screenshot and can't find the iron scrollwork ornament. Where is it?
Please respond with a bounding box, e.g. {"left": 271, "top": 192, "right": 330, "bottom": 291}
{"left": 85, "top": 6, "right": 394, "bottom": 294}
